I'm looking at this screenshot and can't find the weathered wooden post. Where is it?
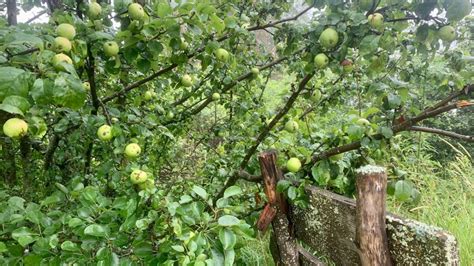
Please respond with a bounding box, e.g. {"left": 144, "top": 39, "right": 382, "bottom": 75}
{"left": 355, "top": 165, "right": 392, "bottom": 266}
{"left": 257, "top": 150, "right": 299, "bottom": 266}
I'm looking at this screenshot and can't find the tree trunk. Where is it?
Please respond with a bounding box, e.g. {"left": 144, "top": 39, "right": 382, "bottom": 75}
{"left": 258, "top": 150, "right": 299, "bottom": 266}
{"left": 356, "top": 165, "right": 392, "bottom": 266}
{"left": 6, "top": 0, "right": 17, "bottom": 26}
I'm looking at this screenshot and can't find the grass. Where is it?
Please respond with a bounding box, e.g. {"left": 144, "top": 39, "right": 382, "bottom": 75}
{"left": 387, "top": 137, "right": 474, "bottom": 265}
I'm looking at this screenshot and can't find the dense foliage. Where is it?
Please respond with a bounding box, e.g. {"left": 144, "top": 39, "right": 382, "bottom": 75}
{"left": 0, "top": 0, "right": 472, "bottom": 264}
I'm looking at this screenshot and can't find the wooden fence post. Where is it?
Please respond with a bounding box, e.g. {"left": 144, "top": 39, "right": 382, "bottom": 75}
{"left": 258, "top": 151, "right": 299, "bottom": 266}
{"left": 356, "top": 165, "right": 392, "bottom": 266}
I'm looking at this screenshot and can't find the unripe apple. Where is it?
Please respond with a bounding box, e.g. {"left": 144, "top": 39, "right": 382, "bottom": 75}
{"left": 212, "top": 93, "right": 220, "bottom": 101}
{"left": 314, "top": 53, "right": 329, "bottom": 68}
{"left": 128, "top": 3, "right": 145, "bottom": 21}
{"left": 83, "top": 81, "right": 90, "bottom": 91}
{"left": 438, "top": 26, "right": 456, "bottom": 42}
{"left": 310, "top": 90, "right": 322, "bottom": 102}
{"left": 251, "top": 67, "right": 259, "bottom": 77}
{"left": 356, "top": 118, "right": 370, "bottom": 126}
{"left": 3, "top": 118, "right": 28, "bottom": 138}
{"left": 52, "top": 53, "right": 73, "bottom": 71}
{"left": 166, "top": 112, "right": 174, "bottom": 120}
{"left": 56, "top": 23, "right": 76, "bottom": 40}
{"left": 181, "top": 74, "right": 193, "bottom": 87}
{"left": 368, "top": 13, "right": 384, "bottom": 30}
{"left": 88, "top": 2, "right": 102, "bottom": 19}
{"left": 97, "top": 125, "right": 113, "bottom": 141}
{"left": 54, "top": 37, "right": 72, "bottom": 53}
{"left": 284, "top": 120, "right": 299, "bottom": 133}
{"left": 341, "top": 59, "right": 353, "bottom": 73}
{"left": 214, "top": 48, "right": 229, "bottom": 62}
{"left": 124, "top": 143, "right": 141, "bottom": 158}
{"left": 319, "top": 28, "right": 339, "bottom": 49}
{"left": 286, "top": 157, "right": 302, "bottom": 173}
{"left": 138, "top": 178, "right": 155, "bottom": 190}
{"left": 103, "top": 41, "right": 119, "bottom": 57}
{"left": 130, "top": 169, "right": 147, "bottom": 184}
{"left": 144, "top": 90, "right": 155, "bottom": 100}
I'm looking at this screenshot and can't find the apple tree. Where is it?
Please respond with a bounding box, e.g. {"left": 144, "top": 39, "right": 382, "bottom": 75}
{"left": 0, "top": 0, "right": 473, "bottom": 264}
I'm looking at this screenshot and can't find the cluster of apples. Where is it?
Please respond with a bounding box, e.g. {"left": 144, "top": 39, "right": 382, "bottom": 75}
{"left": 313, "top": 28, "right": 353, "bottom": 73}
{"left": 96, "top": 124, "right": 152, "bottom": 190}
{"left": 180, "top": 47, "right": 236, "bottom": 102}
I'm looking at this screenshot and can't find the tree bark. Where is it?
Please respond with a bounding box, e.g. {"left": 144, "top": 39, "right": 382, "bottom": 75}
{"left": 6, "top": 0, "right": 17, "bottom": 26}
{"left": 356, "top": 166, "right": 392, "bottom": 266}
{"left": 258, "top": 151, "right": 298, "bottom": 266}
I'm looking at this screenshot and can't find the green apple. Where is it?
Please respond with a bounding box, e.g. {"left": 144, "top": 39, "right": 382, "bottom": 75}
{"left": 138, "top": 178, "right": 155, "bottom": 190}
{"left": 368, "top": 13, "right": 384, "bottom": 30}
{"left": 3, "top": 118, "right": 28, "bottom": 138}
{"left": 56, "top": 23, "right": 76, "bottom": 40}
{"left": 212, "top": 93, "right": 220, "bottom": 101}
{"left": 144, "top": 90, "right": 155, "bottom": 100}
{"left": 83, "top": 81, "right": 90, "bottom": 91}
{"left": 52, "top": 53, "right": 73, "bottom": 71}
{"left": 214, "top": 48, "right": 229, "bottom": 62}
{"left": 166, "top": 112, "right": 174, "bottom": 120}
{"left": 97, "top": 125, "right": 113, "bottom": 141}
{"left": 103, "top": 41, "right": 119, "bottom": 57}
{"left": 359, "top": 0, "right": 375, "bottom": 10}
{"left": 286, "top": 157, "right": 302, "bottom": 173}
{"left": 125, "top": 143, "right": 141, "bottom": 158}
{"left": 284, "top": 120, "right": 299, "bottom": 133}
{"left": 251, "top": 67, "right": 259, "bottom": 77}
{"left": 438, "top": 26, "right": 456, "bottom": 42}
{"left": 319, "top": 28, "right": 339, "bottom": 49}
{"left": 130, "top": 169, "right": 147, "bottom": 184}
{"left": 54, "top": 37, "right": 72, "bottom": 53}
{"left": 341, "top": 59, "right": 353, "bottom": 73}
{"left": 310, "top": 89, "right": 322, "bottom": 102}
{"left": 314, "top": 53, "right": 329, "bottom": 68}
{"left": 181, "top": 74, "right": 193, "bottom": 87}
{"left": 128, "top": 3, "right": 145, "bottom": 21}
{"left": 88, "top": 2, "right": 102, "bottom": 19}
{"left": 356, "top": 118, "right": 370, "bottom": 126}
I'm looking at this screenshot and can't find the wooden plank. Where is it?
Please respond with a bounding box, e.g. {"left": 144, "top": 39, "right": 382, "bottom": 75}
{"left": 290, "top": 185, "right": 460, "bottom": 265}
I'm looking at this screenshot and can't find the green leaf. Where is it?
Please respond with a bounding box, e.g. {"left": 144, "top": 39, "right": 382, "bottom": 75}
{"left": 53, "top": 74, "right": 86, "bottom": 109}
{"left": 156, "top": 2, "right": 173, "bottom": 17}
{"left": 380, "top": 127, "right": 393, "bottom": 139}
{"left": 68, "top": 217, "right": 83, "bottom": 228}
{"left": 0, "top": 67, "right": 31, "bottom": 101}
{"left": 223, "top": 186, "right": 242, "bottom": 198}
{"left": 359, "top": 35, "right": 380, "bottom": 56}
{"left": 446, "top": 0, "right": 472, "bottom": 22}
{"left": 224, "top": 249, "right": 235, "bottom": 266}
{"left": 4, "top": 32, "right": 43, "bottom": 49}
{"left": 12, "top": 227, "right": 36, "bottom": 247}
{"left": 210, "top": 14, "right": 225, "bottom": 33}
{"left": 171, "top": 245, "right": 185, "bottom": 252}
{"left": 192, "top": 185, "right": 208, "bottom": 200}
{"left": 84, "top": 224, "right": 108, "bottom": 237}
{"left": 0, "top": 242, "right": 7, "bottom": 253}
{"left": 218, "top": 215, "right": 240, "bottom": 227}
{"left": 394, "top": 180, "right": 413, "bottom": 202}
{"left": 288, "top": 186, "right": 297, "bottom": 200}
{"left": 219, "top": 228, "right": 236, "bottom": 250}
{"left": 2, "top": 95, "right": 30, "bottom": 113}
{"left": 61, "top": 240, "right": 79, "bottom": 251}
{"left": 0, "top": 103, "right": 24, "bottom": 116}
{"left": 8, "top": 196, "right": 25, "bottom": 210}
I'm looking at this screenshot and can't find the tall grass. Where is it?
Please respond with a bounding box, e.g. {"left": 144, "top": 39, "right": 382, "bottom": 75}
{"left": 387, "top": 137, "right": 474, "bottom": 265}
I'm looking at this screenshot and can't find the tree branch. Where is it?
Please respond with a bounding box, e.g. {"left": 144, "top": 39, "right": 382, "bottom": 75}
{"left": 213, "top": 72, "right": 314, "bottom": 204}
{"left": 407, "top": 126, "right": 474, "bottom": 142}
{"left": 100, "top": 7, "right": 312, "bottom": 103}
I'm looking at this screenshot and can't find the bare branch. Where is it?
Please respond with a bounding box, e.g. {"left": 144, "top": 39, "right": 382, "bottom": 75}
{"left": 246, "top": 6, "right": 313, "bottom": 31}
{"left": 408, "top": 126, "right": 474, "bottom": 142}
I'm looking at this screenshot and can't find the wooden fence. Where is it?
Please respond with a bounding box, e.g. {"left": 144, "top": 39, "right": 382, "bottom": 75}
{"left": 256, "top": 151, "right": 460, "bottom": 266}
